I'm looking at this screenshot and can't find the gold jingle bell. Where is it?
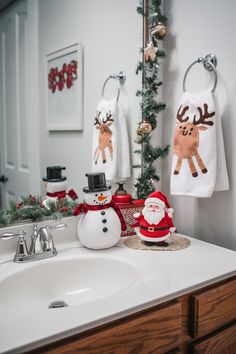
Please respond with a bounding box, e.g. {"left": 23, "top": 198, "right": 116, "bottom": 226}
{"left": 137, "top": 121, "right": 152, "bottom": 136}
{"left": 151, "top": 22, "right": 167, "bottom": 40}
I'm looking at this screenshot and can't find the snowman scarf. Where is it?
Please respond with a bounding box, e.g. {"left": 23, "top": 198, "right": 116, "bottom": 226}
{"left": 74, "top": 202, "right": 127, "bottom": 231}
{"left": 46, "top": 189, "right": 78, "bottom": 200}
{"left": 170, "top": 89, "right": 229, "bottom": 197}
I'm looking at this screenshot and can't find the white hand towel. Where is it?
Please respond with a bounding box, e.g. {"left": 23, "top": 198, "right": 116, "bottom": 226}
{"left": 91, "top": 97, "right": 130, "bottom": 183}
{"left": 116, "top": 103, "right": 131, "bottom": 181}
{"left": 170, "top": 89, "right": 229, "bottom": 197}
{"left": 214, "top": 107, "right": 229, "bottom": 191}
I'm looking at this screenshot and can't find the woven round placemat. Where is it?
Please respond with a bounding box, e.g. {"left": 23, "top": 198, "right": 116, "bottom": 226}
{"left": 123, "top": 234, "right": 191, "bottom": 251}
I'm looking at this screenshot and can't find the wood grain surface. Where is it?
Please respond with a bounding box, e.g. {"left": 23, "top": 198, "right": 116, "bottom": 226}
{"left": 190, "top": 322, "right": 236, "bottom": 354}
{"left": 190, "top": 278, "right": 236, "bottom": 337}
{"left": 38, "top": 302, "right": 181, "bottom": 354}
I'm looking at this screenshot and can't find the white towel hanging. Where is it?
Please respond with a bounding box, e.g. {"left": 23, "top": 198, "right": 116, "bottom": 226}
{"left": 91, "top": 97, "right": 130, "bottom": 183}
{"left": 170, "top": 89, "right": 229, "bottom": 197}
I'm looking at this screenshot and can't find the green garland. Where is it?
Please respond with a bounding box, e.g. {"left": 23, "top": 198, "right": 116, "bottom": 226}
{"left": 134, "top": 0, "right": 170, "bottom": 199}
{"left": 0, "top": 194, "right": 78, "bottom": 227}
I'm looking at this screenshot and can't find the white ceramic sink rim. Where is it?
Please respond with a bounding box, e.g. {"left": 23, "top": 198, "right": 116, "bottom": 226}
{"left": 0, "top": 249, "right": 140, "bottom": 310}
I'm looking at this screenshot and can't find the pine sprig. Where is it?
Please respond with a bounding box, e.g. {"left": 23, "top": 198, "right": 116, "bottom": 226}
{"left": 156, "top": 49, "right": 166, "bottom": 58}
{"left": 136, "top": 61, "right": 145, "bottom": 75}
{"left": 134, "top": 0, "right": 170, "bottom": 199}
{"left": 0, "top": 194, "right": 78, "bottom": 227}
{"left": 137, "top": 5, "right": 145, "bottom": 16}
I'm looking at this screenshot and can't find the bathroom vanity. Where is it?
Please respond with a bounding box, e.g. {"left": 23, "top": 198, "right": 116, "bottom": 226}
{"left": 0, "top": 219, "right": 236, "bottom": 354}
{"left": 33, "top": 275, "right": 236, "bottom": 354}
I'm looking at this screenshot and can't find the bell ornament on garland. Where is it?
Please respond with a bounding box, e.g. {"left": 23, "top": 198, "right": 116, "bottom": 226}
{"left": 42, "top": 166, "right": 78, "bottom": 209}
{"left": 135, "top": 121, "right": 152, "bottom": 143}
{"left": 132, "top": 190, "right": 175, "bottom": 247}
{"left": 151, "top": 22, "right": 167, "bottom": 40}
{"left": 137, "top": 121, "right": 152, "bottom": 135}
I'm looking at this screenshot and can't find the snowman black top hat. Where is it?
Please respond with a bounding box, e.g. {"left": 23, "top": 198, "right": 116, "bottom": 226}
{"left": 43, "top": 166, "right": 67, "bottom": 182}
{"left": 83, "top": 173, "right": 111, "bottom": 193}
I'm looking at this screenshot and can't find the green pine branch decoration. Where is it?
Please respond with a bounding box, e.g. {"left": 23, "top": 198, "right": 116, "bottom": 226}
{"left": 134, "top": 0, "right": 170, "bottom": 200}
{"left": 0, "top": 194, "right": 78, "bottom": 227}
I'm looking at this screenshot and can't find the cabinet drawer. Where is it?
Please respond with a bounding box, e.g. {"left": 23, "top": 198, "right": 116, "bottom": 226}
{"left": 41, "top": 302, "right": 182, "bottom": 354}
{"left": 190, "top": 322, "right": 236, "bottom": 354}
{"left": 190, "top": 277, "right": 236, "bottom": 337}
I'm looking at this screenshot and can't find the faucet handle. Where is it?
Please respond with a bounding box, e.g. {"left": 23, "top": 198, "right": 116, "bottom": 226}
{"left": 0, "top": 232, "right": 16, "bottom": 240}
{"left": 0, "top": 230, "right": 29, "bottom": 261}
{"left": 1, "top": 229, "right": 26, "bottom": 240}
{"left": 50, "top": 223, "right": 67, "bottom": 231}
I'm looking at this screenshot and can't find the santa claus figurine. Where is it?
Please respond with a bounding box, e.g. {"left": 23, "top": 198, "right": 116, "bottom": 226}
{"left": 133, "top": 191, "right": 176, "bottom": 246}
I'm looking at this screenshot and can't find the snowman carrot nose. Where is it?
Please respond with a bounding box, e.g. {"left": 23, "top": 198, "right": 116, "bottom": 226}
{"left": 98, "top": 195, "right": 107, "bottom": 202}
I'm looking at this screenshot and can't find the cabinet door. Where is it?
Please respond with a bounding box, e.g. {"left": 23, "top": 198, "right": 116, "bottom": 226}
{"left": 39, "top": 302, "right": 181, "bottom": 354}
{"left": 190, "top": 323, "right": 236, "bottom": 354}
{"left": 190, "top": 277, "right": 236, "bottom": 337}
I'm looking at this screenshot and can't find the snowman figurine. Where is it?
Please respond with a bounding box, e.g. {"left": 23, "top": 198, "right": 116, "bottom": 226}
{"left": 74, "top": 173, "right": 126, "bottom": 249}
{"left": 42, "top": 166, "right": 78, "bottom": 209}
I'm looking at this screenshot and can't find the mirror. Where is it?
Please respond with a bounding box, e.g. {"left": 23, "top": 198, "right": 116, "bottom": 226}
{"left": 0, "top": 0, "right": 143, "bottom": 226}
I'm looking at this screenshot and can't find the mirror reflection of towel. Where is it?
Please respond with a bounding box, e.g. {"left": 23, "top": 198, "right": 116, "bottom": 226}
{"left": 91, "top": 98, "right": 130, "bottom": 183}
{"left": 170, "top": 89, "right": 229, "bottom": 197}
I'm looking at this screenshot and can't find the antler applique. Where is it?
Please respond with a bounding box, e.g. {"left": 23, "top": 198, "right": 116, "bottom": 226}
{"left": 102, "top": 111, "right": 114, "bottom": 124}
{"left": 94, "top": 111, "right": 101, "bottom": 126}
{"left": 176, "top": 105, "right": 190, "bottom": 122}
{"left": 193, "top": 103, "right": 215, "bottom": 126}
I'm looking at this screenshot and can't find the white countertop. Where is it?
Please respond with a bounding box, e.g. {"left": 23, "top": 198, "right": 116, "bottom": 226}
{"left": 0, "top": 234, "right": 236, "bottom": 354}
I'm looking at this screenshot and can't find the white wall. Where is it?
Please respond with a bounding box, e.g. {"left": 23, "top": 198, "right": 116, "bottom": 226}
{"left": 163, "top": 0, "right": 236, "bottom": 250}
{"left": 38, "top": 0, "right": 142, "bottom": 199}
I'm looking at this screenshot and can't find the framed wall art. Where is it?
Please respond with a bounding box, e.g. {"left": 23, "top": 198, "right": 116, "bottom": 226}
{"left": 45, "top": 43, "right": 83, "bottom": 130}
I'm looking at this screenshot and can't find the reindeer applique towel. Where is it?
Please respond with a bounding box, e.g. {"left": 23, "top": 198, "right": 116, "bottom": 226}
{"left": 170, "top": 89, "right": 229, "bottom": 197}
{"left": 91, "top": 97, "right": 130, "bottom": 182}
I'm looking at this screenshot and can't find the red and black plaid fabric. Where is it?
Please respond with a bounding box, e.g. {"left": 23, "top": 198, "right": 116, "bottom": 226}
{"left": 119, "top": 205, "right": 144, "bottom": 236}
{"left": 67, "top": 189, "right": 78, "bottom": 200}
{"left": 110, "top": 201, "right": 126, "bottom": 231}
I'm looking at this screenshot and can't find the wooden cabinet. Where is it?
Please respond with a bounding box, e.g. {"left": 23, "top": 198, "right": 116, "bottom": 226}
{"left": 190, "top": 323, "right": 236, "bottom": 354}
{"left": 190, "top": 277, "right": 236, "bottom": 338}
{"left": 34, "top": 302, "right": 182, "bottom": 354}
{"left": 30, "top": 276, "right": 236, "bottom": 354}
{"left": 73, "top": 302, "right": 181, "bottom": 354}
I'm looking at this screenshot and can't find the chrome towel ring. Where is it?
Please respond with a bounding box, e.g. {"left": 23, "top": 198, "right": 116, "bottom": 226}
{"left": 102, "top": 71, "right": 126, "bottom": 101}
{"left": 183, "top": 54, "right": 217, "bottom": 93}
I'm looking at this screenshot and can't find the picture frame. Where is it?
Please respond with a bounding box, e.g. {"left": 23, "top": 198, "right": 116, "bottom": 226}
{"left": 45, "top": 43, "right": 83, "bottom": 131}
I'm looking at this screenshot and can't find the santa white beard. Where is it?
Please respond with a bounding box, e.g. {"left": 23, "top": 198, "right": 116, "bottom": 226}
{"left": 142, "top": 206, "right": 165, "bottom": 225}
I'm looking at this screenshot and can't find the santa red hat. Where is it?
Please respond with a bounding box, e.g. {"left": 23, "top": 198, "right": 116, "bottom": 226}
{"left": 145, "top": 191, "right": 174, "bottom": 217}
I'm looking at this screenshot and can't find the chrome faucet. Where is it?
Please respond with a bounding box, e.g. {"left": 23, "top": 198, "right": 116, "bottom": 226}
{"left": 0, "top": 223, "right": 66, "bottom": 263}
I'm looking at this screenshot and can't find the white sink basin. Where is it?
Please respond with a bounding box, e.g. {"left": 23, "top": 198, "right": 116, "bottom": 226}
{"left": 0, "top": 252, "right": 138, "bottom": 310}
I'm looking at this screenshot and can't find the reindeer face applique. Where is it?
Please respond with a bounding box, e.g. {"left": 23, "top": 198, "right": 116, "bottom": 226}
{"left": 93, "top": 111, "right": 114, "bottom": 164}
{"left": 173, "top": 103, "right": 215, "bottom": 177}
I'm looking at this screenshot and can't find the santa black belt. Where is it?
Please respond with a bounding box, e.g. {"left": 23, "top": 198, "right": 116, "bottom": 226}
{"left": 140, "top": 225, "right": 169, "bottom": 232}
